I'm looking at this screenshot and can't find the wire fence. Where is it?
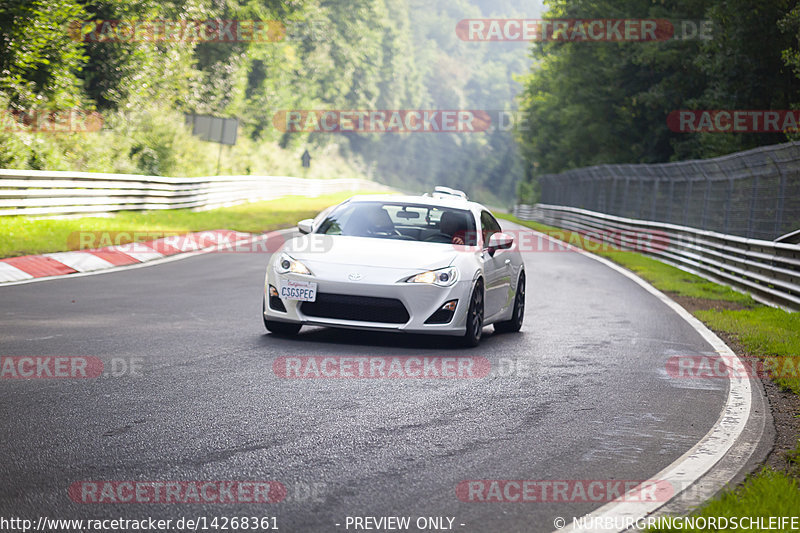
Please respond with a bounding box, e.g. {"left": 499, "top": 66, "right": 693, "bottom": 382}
{"left": 538, "top": 141, "right": 800, "bottom": 241}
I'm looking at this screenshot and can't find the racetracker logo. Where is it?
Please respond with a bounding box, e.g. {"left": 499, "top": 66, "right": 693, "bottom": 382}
{"left": 272, "top": 110, "right": 491, "bottom": 133}
{"left": 1, "top": 109, "right": 102, "bottom": 133}
{"left": 0, "top": 356, "right": 103, "bottom": 379}
{"left": 456, "top": 19, "right": 677, "bottom": 41}
{"left": 455, "top": 479, "right": 674, "bottom": 502}
{"left": 68, "top": 20, "right": 285, "bottom": 42}
{"left": 68, "top": 481, "right": 286, "bottom": 504}
{"left": 0, "top": 357, "right": 146, "bottom": 379}
{"left": 667, "top": 110, "right": 800, "bottom": 133}
{"left": 273, "top": 356, "right": 491, "bottom": 378}
{"left": 67, "top": 230, "right": 331, "bottom": 255}
{"left": 449, "top": 229, "right": 668, "bottom": 253}
{"left": 666, "top": 355, "right": 800, "bottom": 380}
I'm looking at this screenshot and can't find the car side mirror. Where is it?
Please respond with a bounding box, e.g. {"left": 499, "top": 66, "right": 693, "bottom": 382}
{"left": 297, "top": 219, "right": 314, "bottom": 234}
{"left": 488, "top": 232, "right": 514, "bottom": 256}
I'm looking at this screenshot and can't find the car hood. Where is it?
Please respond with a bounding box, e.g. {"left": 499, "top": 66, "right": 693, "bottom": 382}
{"left": 285, "top": 235, "right": 461, "bottom": 271}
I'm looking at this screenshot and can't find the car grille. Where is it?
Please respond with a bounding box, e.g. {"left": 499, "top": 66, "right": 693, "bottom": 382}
{"left": 300, "top": 293, "right": 410, "bottom": 324}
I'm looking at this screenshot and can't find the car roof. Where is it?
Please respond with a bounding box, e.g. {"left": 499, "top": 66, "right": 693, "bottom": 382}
{"left": 346, "top": 193, "right": 487, "bottom": 212}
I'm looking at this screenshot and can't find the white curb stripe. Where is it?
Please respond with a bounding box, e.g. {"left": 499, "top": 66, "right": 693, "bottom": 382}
{"left": 0, "top": 261, "right": 34, "bottom": 282}
{"left": 43, "top": 251, "right": 115, "bottom": 272}
{"left": 110, "top": 244, "right": 165, "bottom": 262}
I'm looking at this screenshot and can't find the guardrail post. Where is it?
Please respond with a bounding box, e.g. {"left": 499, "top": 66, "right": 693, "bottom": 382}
{"left": 723, "top": 175, "right": 734, "bottom": 234}
{"left": 538, "top": 175, "right": 548, "bottom": 204}
{"left": 634, "top": 172, "right": 644, "bottom": 219}
{"left": 667, "top": 177, "right": 675, "bottom": 224}
{"left": 579, "top": 174, "right": 587, "bottom": 208}
{"left": 650, "top": 174, "right": 659, "bottom": 221}
{"left": 621, "top": 173, "right": 630, "bottom": 217}
{"left": 765, "top": 151, "right": 786, "bottom": 238}
{"left": 589, "top": 168, "right": 600, "bottom": 211}
{"left": 696, "top": 162, "right": 712, "bottom": 230}
{"left": 583, "top": 171, "right": 597, "bottom": 211}
{"left": 643, "top": 166, "right": 657, "bottom": 221}
{"left": 609, "top": 175, "right": 618, "bottom": 214}
{"left": 677, "top": 165, "right": 693, "bottom": 226}
{"left": 596, "top": 169, "right": 606, "bottom": 213}
{"left": 747, "top": 173, "right": 759, "bottom": 239}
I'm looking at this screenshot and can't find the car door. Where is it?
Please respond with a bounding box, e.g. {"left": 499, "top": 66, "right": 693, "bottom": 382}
{"left": 480, "top": 210, "right": 511, "bottom": 320}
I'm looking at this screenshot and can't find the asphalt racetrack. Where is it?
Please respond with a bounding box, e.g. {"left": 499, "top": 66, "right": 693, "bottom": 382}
{"left": 0, "top": 223, "right": 729, "bottom": 532}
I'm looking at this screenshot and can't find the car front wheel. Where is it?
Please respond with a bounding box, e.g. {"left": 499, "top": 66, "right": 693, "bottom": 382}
{"left": 462, "top": 279, "right": 484, "bottom": 347}
{"left": 495, "top": 271, "right": 525, "bottom": 333}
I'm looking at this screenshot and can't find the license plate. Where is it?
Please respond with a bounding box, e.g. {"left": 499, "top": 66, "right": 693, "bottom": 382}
{"left": 279, "top": 279, "right": 317, "bottom": 302}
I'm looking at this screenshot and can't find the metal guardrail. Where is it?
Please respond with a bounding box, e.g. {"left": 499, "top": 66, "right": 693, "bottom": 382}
{"left": 536, "top": 141, "right": 800, "bottom": 241}
{"left": 514, "top": 203, "right": 800, "bottom": 311}
{"left": 0, "top": 170, "right": 391, "bottom": 216}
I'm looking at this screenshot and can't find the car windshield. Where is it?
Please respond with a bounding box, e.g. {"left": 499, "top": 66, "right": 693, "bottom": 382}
{"left": 316, "top": 201, "right": 478, "bottom": 245}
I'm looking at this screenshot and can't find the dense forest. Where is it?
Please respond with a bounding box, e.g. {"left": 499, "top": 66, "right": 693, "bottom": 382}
{"left": 0, "top": 0, "right": 537, "bottom": 205}
{"left": 516, "top": 0, "right": 800, "bottom": 202}
{"left": 3, "top": 0, "right": 798, "bottom": 206}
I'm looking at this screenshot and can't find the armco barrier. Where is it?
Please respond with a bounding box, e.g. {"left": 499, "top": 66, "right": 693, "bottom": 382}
{"left": 0, "top": 170, "right": 391, "bottom": 216}
{"left": 513, "top": 203, "right": 800, "bottom": 311}
{"left": 535, "top": 141, "right": 800, "bottom": 242}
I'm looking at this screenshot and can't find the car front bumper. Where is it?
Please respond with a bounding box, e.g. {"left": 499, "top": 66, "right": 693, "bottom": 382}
{"left": 263, "top": 271, "right": 472, "bottom": 336}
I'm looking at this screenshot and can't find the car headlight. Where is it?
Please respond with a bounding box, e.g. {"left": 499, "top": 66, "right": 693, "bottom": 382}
{"left": 406, "top": 266, "right": 458, "bottom": 287}
{"left": 275, "top": 253, "right": 312, "bottom": 275}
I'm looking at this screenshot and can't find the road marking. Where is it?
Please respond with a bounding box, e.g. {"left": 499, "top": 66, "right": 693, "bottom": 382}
{"left": 504, "top": 223, "right": 755, "bottom": 532}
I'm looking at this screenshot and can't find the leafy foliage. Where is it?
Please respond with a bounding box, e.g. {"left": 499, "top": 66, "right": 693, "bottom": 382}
{"left": 0, "top": 0, "right": 536, "bottom": 203}
{"left": 0, "top": 0, "right": 87, "bottom": 109}
{"left": 516, "top": 0, "right": 800, "bottom": 202}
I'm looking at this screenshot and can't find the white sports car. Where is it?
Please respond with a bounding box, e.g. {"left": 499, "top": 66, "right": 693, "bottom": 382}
{"left": 262, "top": 187, "right": 525, "bottom": 346}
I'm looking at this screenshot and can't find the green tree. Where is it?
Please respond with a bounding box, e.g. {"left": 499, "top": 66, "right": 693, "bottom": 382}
{"left": 0, "top": 0, "right": 88, "bottom": 109}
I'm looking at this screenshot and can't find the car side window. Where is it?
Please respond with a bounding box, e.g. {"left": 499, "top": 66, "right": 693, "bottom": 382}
{"left": 480, "top": 210, "right": 501, "bottom": 247}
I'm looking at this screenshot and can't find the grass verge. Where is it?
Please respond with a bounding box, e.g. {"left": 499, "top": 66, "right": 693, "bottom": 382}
{"left": 498, "top": 213, "right": 800, "bottom": 525}
{"left": 1, "top": 191, "right": 375, "bottom": 258}
{"left": 649, "top": 469, "right": 800, "bottom": 532}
